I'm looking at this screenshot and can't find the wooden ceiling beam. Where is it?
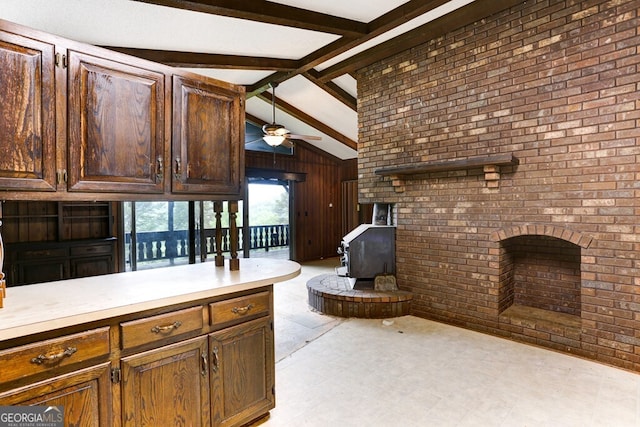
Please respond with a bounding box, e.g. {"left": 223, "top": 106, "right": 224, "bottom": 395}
{"left": 245, "top": 71, "right": 291, "bottom": 98}
{"left": 131, "top": 0, "right": 368, "bottom": 36}
{"left": 317, "top": 0, "right": 525, "bottom": 81}
{"left": 101, "top": 47, "right": 300, "bottom": 70}
{"left": 282, "top": 0, "right": 454, "bottom": 75}
{"left": 256, "top": 91, "right": 357, "bottom": 150}
{"left": 245, "top": 0, "right": 455, "bottom": 97}
{"left": 368, "top": 0, "right": 451, "bottom": 32}
{"left": 121, "top": 1, "right": 467, "bottom": 102}
{"left": 302, "top": 70, "right": 357, "bottom": 111}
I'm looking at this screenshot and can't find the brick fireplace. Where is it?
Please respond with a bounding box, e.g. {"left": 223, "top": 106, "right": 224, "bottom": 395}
{"left": 357, "top": 0, "right": 640, "bottom": 370}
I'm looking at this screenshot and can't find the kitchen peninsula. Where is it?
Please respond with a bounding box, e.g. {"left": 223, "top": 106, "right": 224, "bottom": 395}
{"left": 0, "top": 258, "right": 300, "bottom": 426}
{"left": 0, "top": 17, "right": 301, "bottom": 425}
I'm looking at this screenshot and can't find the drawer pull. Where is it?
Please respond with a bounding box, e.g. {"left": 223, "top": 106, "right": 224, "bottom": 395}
{"left": 31, "top": 347, "right": 77, "bottom": 365}
{"left": 231, "top": 304, "right": 254, "bottom": 315}
{"left": 150, "top": 321, "right": 182, "bottom": 334}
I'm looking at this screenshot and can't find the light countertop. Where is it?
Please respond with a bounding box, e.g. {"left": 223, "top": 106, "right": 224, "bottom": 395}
{"left": 0, "top": 258, "right": 300, "bottom": 341}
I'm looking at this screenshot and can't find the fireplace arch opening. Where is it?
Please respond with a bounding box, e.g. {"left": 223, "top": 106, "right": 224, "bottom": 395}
{"left": 498, "top": 235, "right": 581, "bottom": 317}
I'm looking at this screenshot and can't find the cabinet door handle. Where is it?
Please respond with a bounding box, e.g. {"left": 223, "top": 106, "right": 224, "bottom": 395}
{"left": 201, "top": 352, "right": 208, "bottom": 376}
{"left": 155, "top": 156, "right": 163, "bottom": 183}
{"left": 231, "top": 303, "right": 254, "bottom": 315}
{"left": 211, "top": 346, "right": 219, "bottom": 373}
{"left": 31, "top": 346, "right": 77, "bottom": 365}
{"left": 56, "top": 169, "right": 68, "bottom": 184}
{"left": 53, "top": 53, "right": 67, "bottom": 68}
{"left": 174, "top": 157, "right": 182, "bottom": 181}
{"left": 150, "top": 321, "right": 182, "bottom": 334}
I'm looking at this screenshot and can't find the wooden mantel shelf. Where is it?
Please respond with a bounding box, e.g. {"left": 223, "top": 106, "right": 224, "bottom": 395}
{"left": 374, "top": 153, "right": 519, "bottom": 192}
{"left": 375, "top": 153, "right": 519, "bottom": 176}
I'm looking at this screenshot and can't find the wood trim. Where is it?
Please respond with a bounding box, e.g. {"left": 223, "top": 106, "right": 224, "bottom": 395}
{"left": 130, "top": 0, "right": 368, "bottom": 36}
{"left": 303, "top": 70, "right": 356, "bottom": 111}
{"left": 100, "top": 48, "right": 301, "bottom": 71}
{"left": 245, "top": 167, "right": 306, "bottom": 182}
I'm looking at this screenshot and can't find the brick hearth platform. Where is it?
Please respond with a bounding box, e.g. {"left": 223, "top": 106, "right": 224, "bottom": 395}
{"left": 307, "top": 274, "right": 412, "bottom": 318}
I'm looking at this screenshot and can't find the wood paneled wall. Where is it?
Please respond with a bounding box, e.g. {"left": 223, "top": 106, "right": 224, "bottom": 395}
{"left": 245, "top": 143, "right": 357, "bottom": 262}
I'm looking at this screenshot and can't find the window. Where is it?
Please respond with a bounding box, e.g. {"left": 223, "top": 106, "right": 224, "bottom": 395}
{"left": 124, "top": 201, "right": 243, "bottom": 271}
{"left": 121, "top": 181, "right": 292, "bottom": 271}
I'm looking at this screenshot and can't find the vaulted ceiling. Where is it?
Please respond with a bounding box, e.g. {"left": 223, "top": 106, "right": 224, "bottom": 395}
{"left": 2, "top": 0, "right": 522, "bottom": 160}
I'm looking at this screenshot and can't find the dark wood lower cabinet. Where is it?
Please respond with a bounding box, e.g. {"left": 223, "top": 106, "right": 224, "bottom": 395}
{"left": 2, "top": 200, "right": 117, "bottom": 286}
{"left": 121, "top": 337, "right": 211, "bottom": 426}
{"left": 120, "top": 307, "right": 275, "bottom": 427}
{"left": 0, "top": 285, "right": 276, "bottom": 427}
{"left": 121, "top": 317, "right": 274, "bottom": 427}
{"left": 210, "top": 317, "right": 275, "bottom": 427}
{"left": 5, "top": 239, "right": 116, "bottom": 286}
{"left": 0, "top": 363, "right": 113, "bottom": 427}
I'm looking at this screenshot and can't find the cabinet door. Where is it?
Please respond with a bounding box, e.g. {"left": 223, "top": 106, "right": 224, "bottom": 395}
{"left": 12, "top": 256, "right": 68, "bottom": 285}
{"left": 0, "top": 362, "right": 113, "bottom": 427}
{"left": 172, "top": 75, "right": 243, "bottom": 195}
{"left": 67, "top": 50, "right": 165, "bottom": 193}
{"left": 71, "top": 255, "right": 114, "bottom": 278}
{"left": 209, "top": 317, "right": 275, "bottom": 427}
{"left": 0, "top": 29, "right": 56, "bottom": 191}
{"left": 121, "top": 336, "right": 210, "bottom": 426}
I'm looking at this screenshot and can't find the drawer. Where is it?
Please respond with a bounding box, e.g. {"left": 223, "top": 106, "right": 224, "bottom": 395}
{"left": 120, "top": 306, "right": 203, "bottom": 350}
{"left": 0, "top": 327, "right": 110, "bottom": 384}
{"left": 209, "top": 291, "right": 270, "bottom": 326}
{"left": 70, "top": 243, "right": 113, "bottom": 256}
{"left": 18, "top": 248, "right": 67, "bottom": 258}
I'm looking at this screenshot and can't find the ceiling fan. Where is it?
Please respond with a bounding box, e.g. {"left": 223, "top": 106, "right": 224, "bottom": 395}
{"left": 260, "top": 83, "right": 321, "bottom": 147}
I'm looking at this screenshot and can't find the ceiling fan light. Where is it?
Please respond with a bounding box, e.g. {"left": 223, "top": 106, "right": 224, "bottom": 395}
{"left": 263, "top": 135, "right": 286, "bottom": 146}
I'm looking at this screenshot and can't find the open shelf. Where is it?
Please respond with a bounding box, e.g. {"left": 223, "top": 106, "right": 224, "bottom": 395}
{"left": 374, "top": 153, "right": 518, "bottom": 191}
{"left": 375, "top": 153, "right": 518, "bottom": 176}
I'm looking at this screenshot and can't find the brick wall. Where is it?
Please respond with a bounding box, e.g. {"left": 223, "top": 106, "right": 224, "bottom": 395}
{"left": 357, "top": 0, "right": 640, "bottom": 370}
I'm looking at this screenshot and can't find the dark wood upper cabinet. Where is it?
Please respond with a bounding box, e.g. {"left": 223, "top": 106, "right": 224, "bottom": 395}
{"left": 0, "top": 29, "right": 57, "bottom": 191}
{"left": 0, "top": 19, "right": 244, "bottom": 201}
{"left": 172, "top": 75, "right": 244, "bottom": 196}
{"left": 67, "top": 51, "right": 165, "bottom": 193}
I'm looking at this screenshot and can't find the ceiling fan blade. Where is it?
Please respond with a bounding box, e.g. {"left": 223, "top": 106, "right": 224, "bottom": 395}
{"left": 285, "top": 134, "right": 322, "bottom": 141}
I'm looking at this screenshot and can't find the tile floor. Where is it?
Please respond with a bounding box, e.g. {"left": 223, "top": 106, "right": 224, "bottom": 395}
{"left": 260, "top": 257, "right": 640, "bottom": 427}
